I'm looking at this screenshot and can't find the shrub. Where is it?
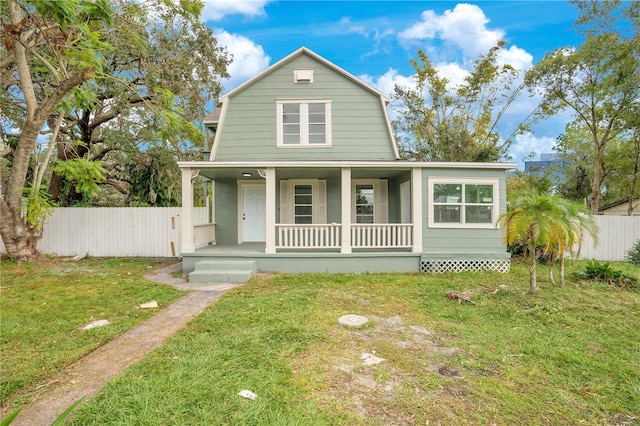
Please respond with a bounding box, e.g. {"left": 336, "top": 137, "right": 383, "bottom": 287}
{"left": 580, "top": 259, "right": 636, "bottom": 288}
{"left": 625, "top": 240, "right": 640, "bottom": 266}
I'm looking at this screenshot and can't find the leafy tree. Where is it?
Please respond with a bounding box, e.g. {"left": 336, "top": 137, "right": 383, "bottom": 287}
{"left": 125, "top": 146, "right": 181, "bottom": 207}
{"left": 46, "top": 0, "right": 229, "bottom": 206}
{"left": 506, "top": 169, "right": 553, "bottom": 203}
{"left": 497, "top": 190, "right": 597, "bottom": 294}
{"left": 526, "top": 1, "right": 640, "bottom": 214}
{"left": 1, "top": 0, "right": 115, "bottom": 261}
{"left": 556, "top": 115, "right": 640, "bottom": 211}
{"left": 555, "top": 123, "right": 593, "bottom": 203}
{"left": 393, "top": 41, "right": 531, "bottom": 162}
{"left": 544, "top": 199, "right": 597, "bottom": 287}
{"left": 0, "top": 0, "right": 229, "bottom": 261}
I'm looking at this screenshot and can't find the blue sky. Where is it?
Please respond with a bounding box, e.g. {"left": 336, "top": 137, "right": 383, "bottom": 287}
{"left": 200, "top": 1, "right": 585, "bottom": 166}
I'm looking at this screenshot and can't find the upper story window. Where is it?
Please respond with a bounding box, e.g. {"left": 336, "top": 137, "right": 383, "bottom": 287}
{"left": 277, "top": 99, "right": 332, "bottom": 147}
{"left": 428, "top": 178, "right": 498, "bottom": 229}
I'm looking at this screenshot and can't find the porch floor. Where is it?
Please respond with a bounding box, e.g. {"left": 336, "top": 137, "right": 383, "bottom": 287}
{"left": 183, "top": 243, "right": 421, "bottom": 275}
{"left": 195, "top": 242, "right": 267, "bottom": 255}
{"left": 193, "top": 242, "right": 413, "bottom": 255}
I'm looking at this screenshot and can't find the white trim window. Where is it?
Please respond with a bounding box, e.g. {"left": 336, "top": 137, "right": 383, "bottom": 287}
{"left": 352, "top": 179, "right": 388, "bottom": 223}
{"left": 280, "top": 179, "right": 327, "bottom": 224}
{"left": 276, "top": 99, "right": 332, "bottom": 147}
{"left": 429, "top": 178, "right": 498, "bottom": 228}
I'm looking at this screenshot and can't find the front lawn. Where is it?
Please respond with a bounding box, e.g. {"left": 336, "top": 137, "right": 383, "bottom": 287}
{"left": 67, "top": 259, "right": 640, "bottom": 425}
{"left": 0, "top": 258, "right": 183, "bottom": 407}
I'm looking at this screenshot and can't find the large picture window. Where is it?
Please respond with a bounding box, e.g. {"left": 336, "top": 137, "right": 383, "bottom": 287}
{"left": 429, "top": 178, "right": 498, "bottom": 228}
{"left": 277, "top": 100, "right": 331, "bottom": 147}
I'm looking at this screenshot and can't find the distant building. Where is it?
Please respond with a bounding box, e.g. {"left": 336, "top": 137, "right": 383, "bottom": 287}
{"left": 599, "top": 199, "right": 640, "bottom": 216}
{"left": 524, "top": 153, "right": 567, "bottom": 182}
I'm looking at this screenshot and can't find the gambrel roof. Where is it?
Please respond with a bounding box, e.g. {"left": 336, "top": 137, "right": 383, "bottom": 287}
{"left": 219, "top": 47, "right": 390, "bottom": 104}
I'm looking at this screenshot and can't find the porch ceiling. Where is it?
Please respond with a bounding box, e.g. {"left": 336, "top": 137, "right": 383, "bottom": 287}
{"left": 197, "top": 167, "right": 411, "bottom": 181}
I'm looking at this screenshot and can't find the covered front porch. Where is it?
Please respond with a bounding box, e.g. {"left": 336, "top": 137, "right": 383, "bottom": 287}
{"left": 181, "top": 242, "right": 422, "bottom": 275}
{"left": 178, "top": 161, "right": 424, "bottom": 272}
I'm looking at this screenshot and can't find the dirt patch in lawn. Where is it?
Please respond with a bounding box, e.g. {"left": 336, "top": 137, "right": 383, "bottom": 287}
{"left": 305, "top": 315, "right": 474, "bottom": 425}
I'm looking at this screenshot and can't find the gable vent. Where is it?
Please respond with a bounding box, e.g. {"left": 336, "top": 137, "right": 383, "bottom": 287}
{"left": 294, "top": 69, "right": 314, "bottom": 83}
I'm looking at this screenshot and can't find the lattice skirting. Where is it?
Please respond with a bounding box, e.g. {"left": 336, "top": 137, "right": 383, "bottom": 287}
{"left": 420, "top": 259, "right": 511, "bottom": 274}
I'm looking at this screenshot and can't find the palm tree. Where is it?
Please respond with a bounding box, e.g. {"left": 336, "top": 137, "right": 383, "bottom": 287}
{"left": 545, "top": 200, "right": 598, "bottom": 287}
{"left": 496, "top": 189, "right": 598, "bottom": 294}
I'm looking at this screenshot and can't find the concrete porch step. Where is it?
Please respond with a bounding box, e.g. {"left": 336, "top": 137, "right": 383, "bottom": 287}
{"left": 188, "top": 260, "right": 256, "bottom": 283}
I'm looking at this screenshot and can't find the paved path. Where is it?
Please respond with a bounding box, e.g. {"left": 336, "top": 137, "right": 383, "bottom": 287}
{"left": 9, "top": 263, "right": 241, "bottom": 426}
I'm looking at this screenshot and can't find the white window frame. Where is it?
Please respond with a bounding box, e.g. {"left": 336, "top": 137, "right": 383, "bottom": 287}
{"left": 276, "top": 99, "right": 332, "bottom": 147}
{"left": 428, "top": 177, "right": 499, "bottom": 229}
{"left": 351, "top": 179, "right": 388, "bottom": 224}
{"left": 279, "top": 179, "right": 327, "bottom": 224}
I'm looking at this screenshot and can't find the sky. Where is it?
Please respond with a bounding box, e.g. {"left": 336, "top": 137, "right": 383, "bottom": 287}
{"left": 199, "top": 0, "right": 585, "bottom": 167}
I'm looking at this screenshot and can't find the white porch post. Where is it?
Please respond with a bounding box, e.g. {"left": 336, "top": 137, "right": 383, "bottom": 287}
{"left": 181, "top": 167, "right": 195, "bottom": 253}
{"left": 341, "top": 167, "right": 352, "bottom": 253}
{"left": 412, "top": 167, "right": 423, "bottom": 253}
{"left": 265, "top": 167, "right": 276, "bottom": 254}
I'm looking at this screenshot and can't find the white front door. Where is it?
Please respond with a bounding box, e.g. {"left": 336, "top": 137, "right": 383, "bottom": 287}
{"left": 242, "top": 184, "right": 266, "bottom": 242}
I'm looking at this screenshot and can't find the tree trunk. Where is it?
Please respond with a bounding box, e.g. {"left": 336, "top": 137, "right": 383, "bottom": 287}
{"left": 548, "top": 254, "right": 556, "bottom": 286}
{"left": 0, "top": 199, "right": 41, "bottom": 262}
{"left": 528, "top": 240, "right": 538, "bottom": 294}
{"left": 590, "top": 142, "right": 603, "bottom": 214}
{"left": 628, "top": 133, "right": 639, "bottom": 216}
{"left": 560, "top": 256, "right": 566, "bottom": 287}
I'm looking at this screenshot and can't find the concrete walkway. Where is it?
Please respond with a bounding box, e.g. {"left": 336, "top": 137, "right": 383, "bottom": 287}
{"left": 10, "top": 263, "right": 241, "bottom": 426}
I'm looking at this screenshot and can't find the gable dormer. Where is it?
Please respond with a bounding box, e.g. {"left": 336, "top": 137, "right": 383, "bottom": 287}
{"left": 208, "top": 48, "right": 399, "bottom": 162}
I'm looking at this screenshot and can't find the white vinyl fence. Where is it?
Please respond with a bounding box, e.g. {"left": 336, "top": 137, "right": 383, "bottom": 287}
{"left": 0, "top": 207, "right": 208, "bottom": 258}
{"left": 578, "top": 215, "right": 640, "bottom": 261}
{"left": 1, "top": 209, "right": 637, "bottom": 261}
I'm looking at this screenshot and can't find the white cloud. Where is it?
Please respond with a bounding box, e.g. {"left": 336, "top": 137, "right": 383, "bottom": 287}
{"left": 360, "top": 68, "right": 414, "bottom": 97}
{"left": 510, "top": 133, "right": 558, "bottom": 165}
{"left": 214, "top": 30, "right": 271, "bottom": 92}
{"left": 496, "top": 45, "right": 533, "bottom": 72}
{"left": 338, "top": 16, "right": 368, "bottom": 36}
{"left": 399, "top": 4, "right": 504, "bottom": 58}
{"left": 434, "top": 62, "right": 469, "bottom": 88}
{"left": 201, "top": 0, "right": 272, "bottom": 22}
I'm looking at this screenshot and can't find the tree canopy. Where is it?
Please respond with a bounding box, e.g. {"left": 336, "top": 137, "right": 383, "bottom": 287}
{"left": 393, "top": 42, "right": 531, "bottom": 162}
{"left": 0, "top": 0, "right": 229, "bottom": 261}
{"left": 526, "top": 0, "right": 640, "bottom": 213}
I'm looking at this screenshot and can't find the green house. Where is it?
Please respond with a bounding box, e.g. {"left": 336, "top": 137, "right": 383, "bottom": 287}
{"left": 179, "top": 48, "right": 514, "bottom": 282}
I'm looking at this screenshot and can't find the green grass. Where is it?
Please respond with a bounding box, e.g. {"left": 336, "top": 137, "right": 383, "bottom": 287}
{"left": 0, "top": 257, "right": 183, "bottom": 407}
{"left": 63, "top": 259, "right": 639, "bottom": 425}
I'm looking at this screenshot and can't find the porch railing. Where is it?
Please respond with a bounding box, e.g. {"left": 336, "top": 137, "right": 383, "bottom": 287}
{"left": 351, "top": 223, "right": 413, "bottom": 248}
{"left": 194, "top": 223, "right": 216, "bottom": 249}
{"left": 276, "top": 224, "right": 341, "bottom": 249}
{"left": 275, "top": 223, "right": 413, "bottom": 250}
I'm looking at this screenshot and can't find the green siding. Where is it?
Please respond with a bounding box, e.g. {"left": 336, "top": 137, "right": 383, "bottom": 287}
{"left": 421, "top": 167, "right": 508, "bottom": 257}
{"left": 183, "top": 252, "right": 420, "bottom": 274}
{"left": 326, "top": 178, "right": 342, "bottom": 223}
{"left": 214, "top": 180, "right": 238, "bottom": 245}
{"left": 213, "top": 54, "right": 397, "bottom": 161}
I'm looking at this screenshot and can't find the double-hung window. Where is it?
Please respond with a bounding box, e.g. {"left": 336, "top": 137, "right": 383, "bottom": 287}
{"left": 280, "top": 179, "right": 327, "bottom": 224}
{"left": 277, "top": 100, "right": 331, "bottom": 147}
{"left": 429, "top": 178, "right": 498, "bottom": 228}
{"left": 293, "top": 184, "right": 313, "bottom": 224}
{"left": 351, "top": 179, "right": 388, "bottom": 224}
